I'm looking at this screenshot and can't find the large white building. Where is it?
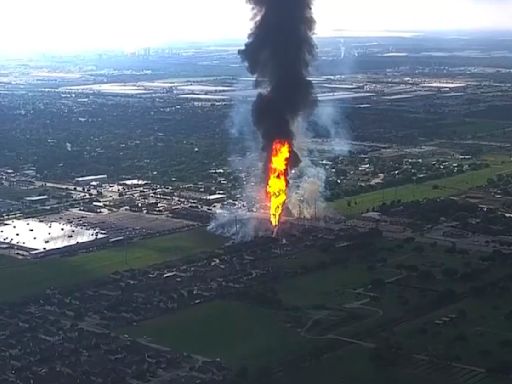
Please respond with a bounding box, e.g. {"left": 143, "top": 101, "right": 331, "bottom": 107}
{"left": 0, "top": 219, "right": 108, "bottom": 258}
{"left": 74, "top": 175, "right": 108, "bottom": 186}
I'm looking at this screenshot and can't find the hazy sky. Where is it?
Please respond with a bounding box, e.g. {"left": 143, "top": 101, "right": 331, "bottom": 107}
{"left": 1, "top": 0, "right": 511, "bottom": 54}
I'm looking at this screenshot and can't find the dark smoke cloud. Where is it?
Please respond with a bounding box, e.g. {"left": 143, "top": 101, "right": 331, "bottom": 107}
{"left": 239, "top": 0, "right": 317, "bottom": 160}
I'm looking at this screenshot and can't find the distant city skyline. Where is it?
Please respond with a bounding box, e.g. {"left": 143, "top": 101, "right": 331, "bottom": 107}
{"left": 1, "top": 0, "right": 511, "bottom": 54}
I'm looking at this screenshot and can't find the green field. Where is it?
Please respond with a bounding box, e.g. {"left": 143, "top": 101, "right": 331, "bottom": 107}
{"left": 0, "top": 186, "right": 50, "bottom": 202}
{"left": 123, "top": 300, "right": 308, "bottom": 369}
{"left": 277, "top": 264, "right": 395, "bottom": 308}
{"left": 0, "top": 228, "right": 224, "bottom": 302}
{"left": 396, "top": 297, "right": 512, "bottom": 370}
{"left": 272, "top": 345, "right": 444, "bottom": 384}
{"left": 269, "top": 248, "right": 336, "bottom": 272}
{"left": 122, "top": 240, "right": 511, "bottom": 383}
{"left": 274, "top": 343, "right": 506, "bottom": 384}
{"left": 332, "top": 161, "right": 512, "bottom": 216}
{"left": 439, "top": 119, "right": 509, "bottom": 139}
{"left": 122, "top": 299, "right": 465, "bottom": 383}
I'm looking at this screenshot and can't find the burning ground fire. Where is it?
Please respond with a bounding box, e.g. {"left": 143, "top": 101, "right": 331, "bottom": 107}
{"left": 267, "top": 139, "right": 291, "bottom": 228}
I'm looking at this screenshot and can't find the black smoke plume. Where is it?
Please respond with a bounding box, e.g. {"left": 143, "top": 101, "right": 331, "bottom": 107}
{"left": 239, "top": 0, "right": 317, "bottom": 165}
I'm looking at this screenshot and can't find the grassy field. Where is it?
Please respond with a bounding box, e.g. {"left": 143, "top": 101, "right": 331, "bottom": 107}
{"left": 269, "top": 248, "right": 336, "bottom": 273}
{"left": 272, "top": 344, "right": 506, "bottom": 384}
{"left": 123, "top": 300, "right": 308, "bottom": 369}
{"left": 272, "top": 345, "right": 441, "bottom": 384}
{"left": 332, "top": 161, "right": 512, "bottom": 216}
{"left": 0, "top": 186, "right": 55, "bottom": 202}
{"left": 0, "top": 228, "right": 224, "bottom": 302}
{"left": 396, "top": 297, "right": 512, "bottom": 369}
{"left": 277, "top": 264, "right": 396, "bottom": 308}
{"left": 122, "top": 240, "right": 511, "bottom": 383}
{"left": 439, "top": 119, "right": 509, "bottom": 139}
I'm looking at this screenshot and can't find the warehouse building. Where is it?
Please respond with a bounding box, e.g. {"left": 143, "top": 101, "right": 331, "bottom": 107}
{"left": 0, "top": 219, "right": 108, "bottom": 258}
{"left": 74, "top": 175, "right": 108, "bottom": 186}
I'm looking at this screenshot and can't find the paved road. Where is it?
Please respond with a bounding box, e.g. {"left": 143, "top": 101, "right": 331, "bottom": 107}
{"left": 300, "top": 310, "right": 377, "bottom": 348}
{"left": 302, "top": 331, "right": 377, "bottom": 348}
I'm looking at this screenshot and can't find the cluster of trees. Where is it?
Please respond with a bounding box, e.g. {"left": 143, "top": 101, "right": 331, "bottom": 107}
{"left": 488, "top": 172, "right": 512, "bottom": 197}
{"left": 0, "top": 90, "right": 234, "bottom": 185}
{"left": 380, "top": 198, "right": 479, "bottom": 224}
{"left": 468, "top": 104, "right": 512, "bottom": 122}
{"left": 327, "top": 155, "right": 488, "bottom": 201}
{"left": 379, "top": 195, "right": 512, "bottom": 238}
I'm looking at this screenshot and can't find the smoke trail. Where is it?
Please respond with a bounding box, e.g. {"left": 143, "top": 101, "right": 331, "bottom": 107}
{"left": 312, "top": 102, "right": 351, "bottom": 155}
{"left": 239, "top": 0, "right": 317, "bottom": 166}
{"left": 288, "top": 158, "right": 326, "bottom": 220}
{"left": 208, "top": 90, "right": 267, "bottom": 241}
{"left": 212, "top": 0, "right": 318, "bottom": 239}
{"left": 208, "top": 210, "right": 267, "bottom": 242}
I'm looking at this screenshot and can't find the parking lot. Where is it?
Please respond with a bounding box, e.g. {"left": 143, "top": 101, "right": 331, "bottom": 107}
{"left": 44, "top": 210, "right": 197, "bottom": 239}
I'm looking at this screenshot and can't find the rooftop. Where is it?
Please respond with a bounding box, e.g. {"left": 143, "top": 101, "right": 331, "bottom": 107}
{"left": 75, "top": 175, "right": 108, "bottom": 182}
{"left": 0, "top": 219, "right": 106, "bottom": 254}
{"left": 119, "top": 179, "right": 150, "bottom": 186}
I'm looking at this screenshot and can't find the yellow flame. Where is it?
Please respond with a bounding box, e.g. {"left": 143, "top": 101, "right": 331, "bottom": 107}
{"left": 267, "top": 140, "right": 291, "bottom": 227}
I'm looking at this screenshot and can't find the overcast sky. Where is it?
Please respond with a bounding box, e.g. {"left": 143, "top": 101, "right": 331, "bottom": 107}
{"left": 1, "top": 0, "right": 511, "bottom": 54}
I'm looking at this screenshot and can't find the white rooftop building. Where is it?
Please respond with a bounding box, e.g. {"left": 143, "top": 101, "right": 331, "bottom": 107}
{"left": 0, "top": 219, "right": 108, "bottom": 258}
{"left": 119, "top": 179, "right": 150, "bottom": 188}
{"left": 74, "top": 175, "right": 108, "bottom": 186}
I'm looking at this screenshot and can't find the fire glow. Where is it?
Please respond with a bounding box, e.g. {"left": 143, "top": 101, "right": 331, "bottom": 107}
{"left": 240, "top": 0, "right": 316, "bottom": 233}
{"left": 267, "top": 139, "right": 291, "bottom": 228}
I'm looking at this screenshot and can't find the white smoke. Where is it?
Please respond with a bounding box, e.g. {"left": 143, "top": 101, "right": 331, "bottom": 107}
{"left": 210, "top": 85, "right": 351, "bottom": 240}
{"left": 288, "top": 159, "right": 326, "bottom": 220}
{"left": 208, "top": 210, "right": 268, "bottom": 242}
{"left": 208, "top": 85, "right": 269, "bottom": 242}
{"left": 225, "top": 96, "right": 263, "bottom": 212}
{"left": 339, "top": 39, "right": 346, "bottom": 59}
{"left": 286, "top": 100, "right": 351, "bottom": 221}
{"left": 312, "top": 102, "right": 351, "bottom": 155}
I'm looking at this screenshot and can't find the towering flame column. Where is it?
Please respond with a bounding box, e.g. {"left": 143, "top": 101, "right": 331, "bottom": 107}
{"left": 267, "top": 140, "right": 291, "bottom": 227}
{"left": 239, "top": 0, "right": 316, "bottom": 231}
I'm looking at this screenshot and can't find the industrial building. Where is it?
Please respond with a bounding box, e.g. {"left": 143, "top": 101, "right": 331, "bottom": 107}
{"left": 74, "top": 175, "right": 108, "bottom": 186}
{"left": 23, "top": 195, "right": 49, "bottom": 206}
{"left": 0, "top": 219, "right": 108, "bottom": 258}
{"left": 203, "top": 194, "right": 227, "bottom": 206}
{"left": 119, "top": 179, "right": 150, "bottom": 188}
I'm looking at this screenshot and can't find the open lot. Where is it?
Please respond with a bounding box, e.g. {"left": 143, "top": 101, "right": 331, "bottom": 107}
{"left": 435, "top": 119, "right": 509, "bottom": 139}
{"left": 277, "top": 264, "right": 395, "bottom": 308}
{"left": 273, "top": 346, "right": 437, "bottom": 384}
{"left": 272, "top": 344, "right": 505, "bottom": 384}
{"left": 332, "top": 161, "right": 512, "bottom": 216}
{"left": 116, "top": 236, "right": 510, "bottom": 383}
{"left": 0, "top": 228, "right": 224, "bottom": 302}
{"left": 397, "top": 296, "right": 512, "bottom": 371}
{"left": 0, "top": 186, "right": 49, "bottom": 202}
{"left": 123, "top": 300, "right": 309, "bottom": 370}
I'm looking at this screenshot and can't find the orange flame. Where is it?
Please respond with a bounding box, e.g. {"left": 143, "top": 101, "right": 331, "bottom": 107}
{"left": 267, "top": 139, "right": 291, "bottom": 228}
